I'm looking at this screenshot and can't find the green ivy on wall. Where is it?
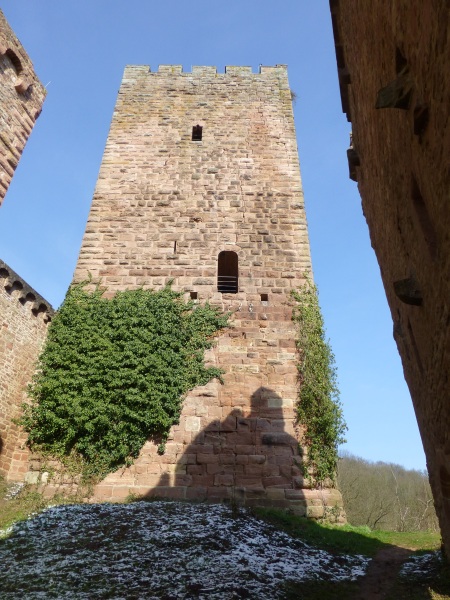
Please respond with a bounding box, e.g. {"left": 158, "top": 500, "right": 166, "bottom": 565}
{"left": 291, "top": 277, "right": 347, "bottom": 486}
{"left": 18, "top": 281, "right": 229, "bottom": 481}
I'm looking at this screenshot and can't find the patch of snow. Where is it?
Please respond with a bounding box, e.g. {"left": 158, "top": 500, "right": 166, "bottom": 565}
{"left": 4, "top": 482, "right": 25, "bottom": 500}
{"left": 0, "top": 501, "right": 370, "bottom": 599}
{"left": 399, "top": 550, "right": 442, "bottom": 580}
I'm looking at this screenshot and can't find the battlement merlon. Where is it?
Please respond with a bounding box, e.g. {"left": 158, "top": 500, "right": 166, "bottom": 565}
{"left": 0, "top": 259, "right": 54, "bottom": 321}
{"left": 122, "top": 64, "right": 289, "bottom": 82}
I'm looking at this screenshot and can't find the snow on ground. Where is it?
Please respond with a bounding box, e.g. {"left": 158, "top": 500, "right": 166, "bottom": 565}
{"left": 399, "top": 550, "right": 443, "bottom": 581}
{"left": 0, "top": 501, "right": 370, "bottom": 599}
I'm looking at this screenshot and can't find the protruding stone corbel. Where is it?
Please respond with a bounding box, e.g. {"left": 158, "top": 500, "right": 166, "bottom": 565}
{"left": 338, "top": 67, "right": 351, "bottom": 85}
{"left": 4, "top": 277, "right": 23, "bottom": 293}
{"left": 393, "top": 275, "right": 423, "bottom": 306}
{"left": 15, "top": 78, "right": 31, "bottom": 94}
{"left": 347, "top": 132, "right": 360, "bottom": 182}
{"left": 375, "top": 68, "right": 413, "bottom": 110}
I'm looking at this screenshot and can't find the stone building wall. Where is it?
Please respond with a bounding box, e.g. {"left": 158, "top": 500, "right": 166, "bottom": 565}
{"left": 0, "top": 9, "right": 46, "bottom": 206}
{"left": 0, "top": 260, "right": 53, "bottom": 480}
{"left": 330, "top": 0, "right": 450, "bottom": 551}
{"left": 67, "top": 64, "right": 343, "bottom": 515}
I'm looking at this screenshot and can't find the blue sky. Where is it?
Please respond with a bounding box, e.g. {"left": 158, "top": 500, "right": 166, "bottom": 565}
{"left": 0, "top": 1, "right": 427, "bottom": 471}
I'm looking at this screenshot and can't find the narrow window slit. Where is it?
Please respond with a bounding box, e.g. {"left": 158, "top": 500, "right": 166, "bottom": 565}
{"left": 192, "top": 125, "right": 203, "bottom": 141}
{"left": 174, "top": 241, "right": 177, "bottom": 254}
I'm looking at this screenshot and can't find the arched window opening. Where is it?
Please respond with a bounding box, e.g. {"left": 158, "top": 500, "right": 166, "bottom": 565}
{"left": 192, "top": 125, "right": 203, "bottom": 141}
{"left": 5, "top": 49, "right": 23, "bottom": 74}
{"left": 218, "top": 251, "right": 238, "bottom": 293}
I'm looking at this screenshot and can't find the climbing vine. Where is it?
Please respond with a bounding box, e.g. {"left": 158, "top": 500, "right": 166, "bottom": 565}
{"left": 291, "top": 277, "right": 347, "bottom": 486}
{"left": 18, "top": 281, "right": 228, "bottom": 481}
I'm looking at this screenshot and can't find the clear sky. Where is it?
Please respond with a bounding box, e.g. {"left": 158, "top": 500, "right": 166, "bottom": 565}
{"left": 0, "top": 1, "right": 427, "bottom": 471}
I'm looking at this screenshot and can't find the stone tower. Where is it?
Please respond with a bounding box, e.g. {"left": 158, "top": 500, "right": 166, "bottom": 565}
{"left": 0, "top": 9, "right": 46, "bottom": 206}
{"left": 73, "top": 64, "right": 342, "bottom": 515}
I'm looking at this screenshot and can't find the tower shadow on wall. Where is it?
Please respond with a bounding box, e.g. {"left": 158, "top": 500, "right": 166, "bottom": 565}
{"left": 145, "top": 386, "right": 305, "bottom": 507}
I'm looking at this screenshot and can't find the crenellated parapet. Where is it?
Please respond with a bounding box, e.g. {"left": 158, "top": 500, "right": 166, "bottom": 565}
{"left": 0, "top": 258, "right": 53, "bottom": 480}
{"left": 124, "top": 64, "right": 288, "bottom": 76}
{"left": 0, "top": 259, "right": 54, "bottom": 322}
{"left": 120, "top": 64, "right": 291, "bottom": 92}
{"left": 0, "top": 9, "right": 46, "bottom": 206}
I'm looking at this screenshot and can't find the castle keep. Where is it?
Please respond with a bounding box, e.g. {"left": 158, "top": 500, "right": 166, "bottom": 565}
{"left": 72, "top": 64, "right": 342, "bottom": 514}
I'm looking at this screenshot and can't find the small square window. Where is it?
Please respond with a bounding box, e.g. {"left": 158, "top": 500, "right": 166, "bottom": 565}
{"left": 190, "top": 291, "right": 198, "bottom": 300}
{"left": 260, "top": 293, "right": 269, "bottom": 302}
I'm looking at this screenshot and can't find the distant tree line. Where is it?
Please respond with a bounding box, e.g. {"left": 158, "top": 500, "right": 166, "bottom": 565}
{"left": 337, "top": 453, "right": 439, "bottom": 532}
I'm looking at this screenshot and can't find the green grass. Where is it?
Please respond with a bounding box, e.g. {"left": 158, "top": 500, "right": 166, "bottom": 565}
{"left": 253, "top": 507, "right": 442, "bottom": 556}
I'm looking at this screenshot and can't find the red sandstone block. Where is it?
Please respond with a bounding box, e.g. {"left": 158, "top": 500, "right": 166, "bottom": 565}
{"left": 174, "top": 474, "right": 193, "bottom": 486}
{"left": 157, "top": 486, "right": 187, "bottom": 500}
{"left": 191, "top": 474, "right": 215, "bottom": 487}
{"left": 263, "top": 476, "right": 291, "bottom": 487}
{"left": 146, "top": 464, "right": 163, "bottom": 475}
{"left": 187, "top": 465, "right": 204, "bottom": 475}
{"left": 177, "top": 453, "right": 196, "bottom": 465}
{"left": 206, "top": 463, "right": 222, "bottom": 475}
{"left": 135, "top": 474, "right": 162, "bottom": 486}
{"left": 235, "top": 476, "right": 262, "bottom": 486}
{"left": 188, "top": 444, "right": 214, "bottom": 454}
{"left": 207, "top": 487, "right": 231, "bottom": 500}
{"left": 245, "top": 464, "right": 265, "bottom": 476}
{"left": 235, "top": 445, "right": 255, "bottom": 455}
{"left": 248, "top": 454, "right": 266, "bottom": 464}
{"left": 12, "top": 465, "right": 28, "bottom": 474}
{"left": 262, "top": 465, "right": 280, "bottom": 477}
{"left": 112, "top": 486, "right": 134, "bottom": 500}
{"left": 219, "top": 454, "right": 236, "bottom": 465}
{"left": 197, "top": 453, "right": 219, "bottom": 464}
{"left": 185, "top": 486, "right": 207, "bottom": 500}
{"left": 280, "top": 465, "right": 293, "bottom": 478}
{"left": 132, "top": 465, "right": 148, "bottom": 475}
{"left": 220, "top": 415, "right": 237, "bottom": 431}
{"left": 285, "top": 490, "right": 307, "bottom": 500}
{"left": 93, "top": 485, "right": 113, "bottom": 498}
{"left": 265, "top": 488, "right": 286, "bottom": 501}
{"left": 214, "top": 474, "right": 234, "bottom": 486}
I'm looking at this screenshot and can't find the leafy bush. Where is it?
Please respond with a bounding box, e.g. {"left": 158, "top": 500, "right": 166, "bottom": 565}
{"left": 291, "top": 278, "right": 347, "bottom": 485}
{"left": 18, "top": 282, "right": 228, "bottom": 480}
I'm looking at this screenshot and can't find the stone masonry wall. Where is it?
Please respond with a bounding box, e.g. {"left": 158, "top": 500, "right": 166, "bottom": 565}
{"left": 330, "top": 0, "right": 450, "bottom": 551}
{"left": 64, "top": 65, "right": 344, "bottom": 516}
{"left": 0, "top": 260, "right": 53, "bottom": 480}
{"left": 0, "top": 9, "right": 46, "bottom": 206}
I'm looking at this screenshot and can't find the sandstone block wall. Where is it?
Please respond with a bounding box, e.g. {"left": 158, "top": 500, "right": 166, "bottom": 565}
{"left": 330, "top": 0, "right": 450, "bottom": 550}
{"left": 0, "top": 260, "right": 53, "bottom": 479}
{"left": 0, "top": 9, "right": 46, "bottom": 206}
{"left": 66, "top": 64, "right": 343, "bottom": 515}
